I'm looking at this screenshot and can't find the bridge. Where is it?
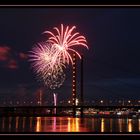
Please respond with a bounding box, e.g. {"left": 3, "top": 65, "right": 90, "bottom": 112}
{"left": 0, "top": 105, "right": 139, "bottom": 117}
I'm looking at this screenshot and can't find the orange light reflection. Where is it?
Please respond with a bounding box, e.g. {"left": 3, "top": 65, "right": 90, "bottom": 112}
{"left": 16, "top": 117, "right": 19, "bottom": 129}
{"left": 101, "top": 118, "right": 105, "bottom": 132}
{"left": 67, "top": 118, "right": 79, "bottom": 132}
{"left": 128, "top": 119, "right": 132, "bottom": 132}
{"left": 36, "top": 117, "right": 41, "bottom": 132}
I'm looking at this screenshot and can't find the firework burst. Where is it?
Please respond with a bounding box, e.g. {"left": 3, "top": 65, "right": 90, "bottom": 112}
{"left": 29, "top": 42, "right": 66, "bottom": 89}
{"left": 43, "top": 24, "right": 88, "bottom": 65}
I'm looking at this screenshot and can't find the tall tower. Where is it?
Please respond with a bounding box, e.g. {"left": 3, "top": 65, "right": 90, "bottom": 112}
{"left": 72, "top": 53, "right": 77, "bottom": 117}
{"left": 80, "top": 55, "right": 84, "bottom": 117}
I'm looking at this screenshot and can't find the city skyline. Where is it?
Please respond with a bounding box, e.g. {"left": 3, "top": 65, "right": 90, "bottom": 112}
{"left": 0, "top": 8, "right": 140, "bottom": 101}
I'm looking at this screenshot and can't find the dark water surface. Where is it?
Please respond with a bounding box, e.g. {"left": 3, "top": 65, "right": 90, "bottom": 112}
{"left": 0, "top": 117, "right": 139, "bottom": 133}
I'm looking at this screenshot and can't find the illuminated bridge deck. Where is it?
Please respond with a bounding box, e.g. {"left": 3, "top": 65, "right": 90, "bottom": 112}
{"left": 0, "top": 106, "right": 139, "bottom": 117}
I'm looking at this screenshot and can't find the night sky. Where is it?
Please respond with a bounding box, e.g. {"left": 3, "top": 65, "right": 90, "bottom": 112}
{"left": 0, "top": 7, "right": 140, "bottom": 101}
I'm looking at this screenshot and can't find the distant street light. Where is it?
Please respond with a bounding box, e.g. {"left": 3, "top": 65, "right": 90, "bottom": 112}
{"left": 68, "top": 100, "right": 71, "bottom": 104}
{"left": 100, "top": 100, "right": 103, "bottom": 104}
{"left": 128, "top": 100, "right": 131, "bottom": 103}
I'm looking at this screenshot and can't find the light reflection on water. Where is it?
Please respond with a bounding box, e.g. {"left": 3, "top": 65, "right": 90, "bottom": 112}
{"left": 0, "top": 116, "right": 139, "bottom": 133}
{"left": 101, "top": 118, "right": 104, "bottom": 132}
{"left": 36, "top": 117, "right": 41, "bottom": 132}
{"left": 128, "top": 119, "right": 132, "bottom": 132}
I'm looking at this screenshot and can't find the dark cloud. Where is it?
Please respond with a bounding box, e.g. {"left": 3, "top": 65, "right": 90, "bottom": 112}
{"left": 5, "top": 59, "right": 18, "bottom": 69}
{"left": 0, "top": 45, "right": 21, "bottom": 70}
{"left": 0, "top": 46, "right": 10, "bottom": 61}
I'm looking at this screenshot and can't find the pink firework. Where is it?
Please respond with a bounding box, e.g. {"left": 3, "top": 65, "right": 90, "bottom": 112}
{"left": 43, "top": 24, "right": 88, "bottom": 65}
{"left": 29, "top": 42, "right": 65, "bottom": 75}
{"left": 28, "top": 42, "right": 66, "bottom": 89}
